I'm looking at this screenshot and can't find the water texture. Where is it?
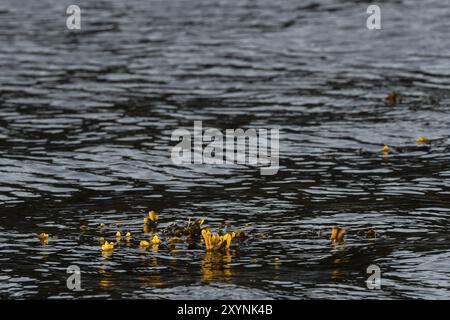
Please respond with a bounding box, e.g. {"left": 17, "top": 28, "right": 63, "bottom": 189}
{"left": 0, "top": 0, "right": 450, "bottom": 299}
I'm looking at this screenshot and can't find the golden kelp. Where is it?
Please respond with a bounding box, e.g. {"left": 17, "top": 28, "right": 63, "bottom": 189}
{"left": 330, "top": 227, "right": 346, "bottom": 244}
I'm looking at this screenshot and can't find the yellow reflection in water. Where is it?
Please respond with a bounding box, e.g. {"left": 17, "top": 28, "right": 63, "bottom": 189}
{"left": 99, "top": 268, "right": 113, "bottom": 289}
{"left": 141, "top": 273, "right": 163, "bottom": 287}
{"left": 330, "top": 269, "right": 345, "bottom": 281}
{"left": 272, "top": 257, "right": 280, "bottom": 270}
{"left": 140, "top": 256, "right": 163, "bottom": 287}
{"left": 143, "top": 225, "right": 157, "bottom": 234}
{"left": 101, "top": 250, "right": 113, "bottom": 258}
{"left": 330, "top": 250, "right": 349, "bottom": 281}
{"left": 201, "top": 251, "right": 233, "bottom": 282}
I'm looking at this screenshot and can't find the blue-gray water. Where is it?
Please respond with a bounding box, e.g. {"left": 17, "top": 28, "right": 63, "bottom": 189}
{"left": 1, "top": 0, "right": 450, "bottom": 299}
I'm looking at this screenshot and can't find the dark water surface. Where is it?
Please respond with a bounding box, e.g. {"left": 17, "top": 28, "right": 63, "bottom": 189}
{"left": 1, "top": 0, "right": 450, "bottom": 299}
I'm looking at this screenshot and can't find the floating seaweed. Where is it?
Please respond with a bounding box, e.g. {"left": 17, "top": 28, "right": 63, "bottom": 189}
{"left": 356, "top": 227, "right": 377, "bottom": 239}
{"left": 41, "top": 209, "right": 381, "bottom": 261}
{"left": 151, "top": 235, "right": 161, "bottom": 246}
{"left": 201, "top": 228, "right": 235, "bottom": 252}
{"left": 416, "top": 136, "right": 430, "bottom": 144}
{"left": 38, "top": 233, "right": 49, "bottom": 240}
{"left": 140, "top": 240, "right": 150, "bottom": 248}
{"left": 38, "top": 233, "right": 49, "bottom": 245}
{"left": 330, "top": 227, "right": 346, "bottom": 244}
{"left": 365, "top": 228, "right": 377, "bottom": 239}
{"left": 101, "top": 241, "right": 114, "bottom": 252}
{"left": 144, "top": 210, "right": 159, "bottom": 227}
{"left": 385, "top": 91, "right": 400, "bottom": 106}
{"left": 184, "top": 219, "right": 205, "bottom": 247}
{"left": 163, "top": 222, "right": 184, "bottom": 237}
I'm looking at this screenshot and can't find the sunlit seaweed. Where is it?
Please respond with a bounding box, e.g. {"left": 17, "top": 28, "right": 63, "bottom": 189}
{"left": 38, "top": 233, "right": 49, "bottom": 245}
{"left": 38, "top": 233, "right": 49, "bottom": 240}
{"left": 101, "top": 241, "right": 114, "bottom": 252}
{"left": 416, "top": 136, "right": 430, "bottom": 144}
{"left": 330, "top": 227, "right": 346, "bottom": 244}
{"left": 201, "top": 228, "right": 235, "bottom": 252}
{"left": 140, "top": 240, "right": 150, "bottom": 248}
{"left": 144, "top": 210, "right": 159, "bottom": 226}
{"left": 151, "top": 234, "right": 161, "bottom": 245}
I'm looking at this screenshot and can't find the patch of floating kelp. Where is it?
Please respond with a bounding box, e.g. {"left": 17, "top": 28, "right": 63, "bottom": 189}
{"left": 314, "top": 225, "right": 381, "bottom": 246}
{"left": 379, "top": 136, "right": 432, "bottom": 158}
{"left": 37, "top": 209, "right": 386, "bottom": 269}
{"left": 63, "top": 210, "right": 251, "bottom": 256}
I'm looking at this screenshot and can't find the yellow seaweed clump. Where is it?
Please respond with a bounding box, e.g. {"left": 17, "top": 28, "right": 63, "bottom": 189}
{"left": 140, "top": 240, "right": 150, "bottom": 248}
{"left": 38, "top": 233, "right": 49, "bottom": 241}
{"left": 101, "top": 241, "right": 114, "bottom": 252}
{"left": 416, "top": 136, "right": 430, "bottom": 144}
{"left": 201, "top": 229, "right": 235, "bottom": 252}
{"left": 38, "top": 233, "right": 49, "bottom": 245}
{"left": 151, "top": 235, "right": 161, "bottom": 245}
{"left": 144, "top": 210, "right": 159, "bottom": 229}
{"left": 148, "top": 210, "right": 158, "bottom": 223}
{"left": 330, "top": 227, "right": 346, "bottom": 244}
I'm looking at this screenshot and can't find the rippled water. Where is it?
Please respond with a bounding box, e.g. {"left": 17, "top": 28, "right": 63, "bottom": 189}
{"left": 1, "top": 0, "right": 450, "bottom": 299}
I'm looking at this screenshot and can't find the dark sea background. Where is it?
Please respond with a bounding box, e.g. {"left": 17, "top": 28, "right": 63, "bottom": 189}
{"left": 1, "top": 0, "right": 450, "bottom": 299}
